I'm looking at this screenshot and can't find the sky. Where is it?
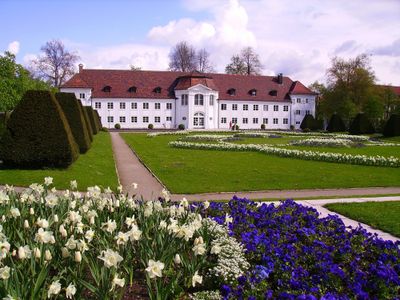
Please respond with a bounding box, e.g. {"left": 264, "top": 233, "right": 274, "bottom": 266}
{"left": 1, "top": 0, "right": 400, "bottom": 86}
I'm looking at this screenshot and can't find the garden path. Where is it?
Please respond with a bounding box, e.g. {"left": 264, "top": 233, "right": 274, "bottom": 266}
{"left": 110, "top": 132, "right": 165, "bottom": 200}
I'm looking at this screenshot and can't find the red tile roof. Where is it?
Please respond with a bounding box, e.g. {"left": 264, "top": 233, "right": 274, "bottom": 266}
{"left": 61, "top": 69, "right": 315, "bottom": 102}
{"left": 378, "top": 85, "right": 400, "bottom": 97}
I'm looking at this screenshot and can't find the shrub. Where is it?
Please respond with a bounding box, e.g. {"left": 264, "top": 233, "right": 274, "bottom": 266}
{"left": 55, "top": 93, "right": 91, "bottom": 154}
{"left": 290, "top": 125, "right": 295, "bottom": 131}
{"left": 326, "top": 113, "right": 346, "bottom": 132}
{"left": 114, "top": 123, "right": 121, "bottom": 129}
{"left": 83, "top": 106, "right": 99, "bottom": 134}
{"left": 383, "top": 114, "right": 400, "bottom": 137}
{"left": 148, "top": 123, "right": 154, "bottom": 130}
{"left": 94, "top": 110, "right": 102, "bottom": 128}
{"left": 260, "top": 124, "right": 266, "bottom": 130}
{"left": 101, "top": 127, "right": 109, "bottom": 132}
{"left": 300, "top": 114, "right": 316, "bottom": 131}
{"left": 0, "top": 90, "right": 79, "bottom": 168}
{"left": 178, "top": 124, "right": 185, "bottom": 130}
{"left": 349, "top": 113, "right": 375, "bottom": 135}
{"left": 78, "top": 100, "right": 93, "bottom": 142}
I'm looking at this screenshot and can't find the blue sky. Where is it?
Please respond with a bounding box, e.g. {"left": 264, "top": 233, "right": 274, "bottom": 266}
{"left": 1, "top": 0, "right": 400, "bottom": 85}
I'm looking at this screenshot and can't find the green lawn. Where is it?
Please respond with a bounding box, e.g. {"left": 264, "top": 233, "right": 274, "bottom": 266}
{"left": 325, "top": 201, "right": 400, "bottom": 237}
{"left": 122, "top": 133, "right": 400, "bottom": 194}
{"left": 0, "top": 132, "right": 119, "bottom": 190}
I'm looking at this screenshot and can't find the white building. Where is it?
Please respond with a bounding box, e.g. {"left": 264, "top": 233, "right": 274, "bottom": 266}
{"left": 61, "top": 65, "right": 317, "bottom": 130}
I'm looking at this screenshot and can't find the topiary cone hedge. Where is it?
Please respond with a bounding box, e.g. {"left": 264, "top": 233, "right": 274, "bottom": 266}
{"left": 84, "top": 106, "right": 99, "bottom": 134}
{"left": 349, "top": 113, "right": 375, "bottom": 135}
{"left": 79, "top": 101, "right": 93, "bottom": 141}
{"left": 327, "top": 113, "right": 346, "bottom": 132}
{"left": 300, "top": 114, "right": 316, "bottom": 131}
{"left": 55, "top": 92, "right": 91, "bottom": 153}
{"left": 94, "top": 109, "right": 102, "bottom": 130}
{"left": 383, "top": 114, "right": 400, "bottom": 137}
{"left": 0, "top": 90, "right": 79, "bottom": 168}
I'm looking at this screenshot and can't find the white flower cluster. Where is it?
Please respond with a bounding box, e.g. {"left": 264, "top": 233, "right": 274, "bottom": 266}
{"left": 264, "top": 130, "right": 370, "bottom": 141}
{"left": 290, "top": 138, "right": 354, "bottom": 147}
{"left": 190, "top": 290, "right": 221, "bottom": 300}
{"left": 147, "top": 131, "right": 189, "bottom": 137}
{"left": 169, "top": 141, "right": 400, "bottom": 167}
{"left": 182, "top": 134, "right": 233, "bottom": 141}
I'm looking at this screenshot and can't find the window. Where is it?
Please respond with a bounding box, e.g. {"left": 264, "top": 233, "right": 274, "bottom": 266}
{"left": 232, "top": 104, "right": 238, "bottom": 111}
{"left": 143, "top": 103, "right": 149, "bottom": 109}
{"left": 95, "top": 102, "right": 101, "bottom": 109}
{"left": 274, "top": 105, "right": 279, "bottom": 111}
{"left": 155, "top": 116, "right": 161, "bottom": 123}
{"left": 263, "top": 118, "right": 268, "bottom": 124}
{"left": 273, "top": 118, "right": 278, "bottom": 124}
{"left": 119, "top": 116, "right": 126, "bottom": 123}
{"left": 221, "top": 117, "right": 227, "bottom": 124}
{"left": 143, "top": 116, "right": 149, "bottom": 123}
{"left": 131, "top": 102, "right": 137, "bottom": 109}
{"left": 102, "top": 86, "right": 111, "bottom": 92}
{"left": 253, "top": 105, "right": 259, "bottom": 111}
{"left": 263, "top": 105, "right": 268, "bottom": 111}
{"left": 128, "top": 86, "right": 137, "bottom": 93}
{"left": 194, "top": 94, "right": 204, "bottom": 106}
{"left": 107, "top": 102, "right": 113, "bottom": 109}
{"left": 166, "top": 103, "right": 172, "bottom": 110}
{"left": 155, "top": 103, "right": 160, "bottom": 110}
{"left": 306, "top": 110, "right": 311, "bottom": 115}
{"left": 296, "top": 121, "right": 301, "bottom": 124}
{"left": 269, "top": 90, "right": 277, "bottom": 96}
{"left": 253, "top": 118, "right": 258, "bottom": 124}
{"left": 297, "top": 98, "right": 301, "bottom": 103}
{"left": 227, "top": 88, "right": 236, "bottom": 96}
{"left": 166, "top": 116, "right": 172, "bottom": 121}
{"left": 209, "top": 95, "right": 214, "bottom": 106}
{"left": 283, "top": 118, "right": 288, "bottom": 124}
{"left": 243, "top": 118, "right": 248, "bottom": 124}
{"left": 249, "top": 89, "right": 257, "bottom": 96}
{"left": 295, "top": 110, "right": 301, "bottom": 115}
{"left": 232, "top": 117, "right": 238, "bottom": 124}
{"left": 181, "top": 94, "right": 188, "bottom": 106}
{"left": 131, "top": 116, "right": 137, "bottom": 123}
{"left": 120, "top": 102, "right": 126, "bottom": 109}
{"left": 283, "top": 105, "right": 288, "bottom": 111}
{"left": 79, "top": 93, "right": 85, "bottom": 99}
{"left": 107, "top": 116, "right": 113, "bottom": 123}
{"left": 153, "top": 87, "right": 161, "bottom": 93}
{"left": 221, "top": 104, "right": 227, "bottom": 110}
{"left": 306, "top": 98, "right": 309, "bottom": 103}
{"left": 243, "top": 104, "right": 248, "bottom": 111}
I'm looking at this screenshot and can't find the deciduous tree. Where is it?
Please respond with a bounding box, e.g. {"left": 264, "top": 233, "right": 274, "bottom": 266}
{"left": 168, "top": 41, "right": 196, "bottom": 72}
{"left": 225, "top": 47, "right": 263, "bottom": 75}
{"left": 196, "top": 48, "right": 214, "bottom": 73}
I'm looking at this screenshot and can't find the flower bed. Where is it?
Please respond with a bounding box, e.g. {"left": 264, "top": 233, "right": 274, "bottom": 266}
{"left": 181, "top": 135, "right": 233, "bottom": 141}
{"left": 205, "top": 197, "right": 400, "bottom": 299}
{"left": 169, "top": 141, "right": 400, "bottom": 168}
{"left": 0, "top": 180, "right": 248, "bottom": 299}
{"left": 290, "top": 138, "right": 354, "bottom": 147}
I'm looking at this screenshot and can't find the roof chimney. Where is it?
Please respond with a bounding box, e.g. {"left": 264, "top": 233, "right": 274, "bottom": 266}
{"left": 277, "top": 73, "right": 283, "bottom": 84}
{"left": 78, "top": 64, "right": 83, "bottom": 73}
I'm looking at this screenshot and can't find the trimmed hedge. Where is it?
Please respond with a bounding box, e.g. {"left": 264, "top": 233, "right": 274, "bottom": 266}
{"left": 78, "top": 100, "right": 93, "bottom": 142}
{"left": 0, "top": 90, "right": 79, "bottom": 168}
{"left": 55, "top": 93, "right": 91, "bottom": 153}
{"left": 83, "top": 106, "right": 98, "bottom": 135}
{"left": 327, "top": 114, "right": 346, "bottom": 132}
{"left": 300, "top": 114, "right": 316, "bottom": 131}
{"left": 383, "top": 114, "right": 400, "bottom": 137}
{"left": 349, "top": 113, "right": 375, "bottom": 135}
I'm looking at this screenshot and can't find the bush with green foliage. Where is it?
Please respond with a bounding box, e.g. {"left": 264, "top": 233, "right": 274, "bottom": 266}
{"left": 300, "top": 114, "right": 317, "bottom": 131}
{"left": 349, "top": 113, "right": 375, "bottom": 135}
{"left": 231, "top": 124, "right": 239, "bottom": 130}
{"left": 83, "top": 106, "right": 99, "bottom": 134}
{"left": 114, "top": 123, "right": 121, "bottom": 129}
{"left": 0, "top": 90, "right": 79, "bottom": 168}
{"left": 178, "top": 124, "right": 185, "bottom": 130}
{"left": 261, "top": 124, "right": 266, "bottom": 130}
{"left": 55, "top": 92, "right": 91, "bottom": 153}
{"left": 148, "top": 124, "right": 154, "bottom": 130}
{"left": 327, "top": 114, "right": 346, "bottom": 132}
{"left": 78, "top": 101, "right": 93, "bottom": 141}
{"left": 383, "top": 114, "right": 400, "bottom": 137}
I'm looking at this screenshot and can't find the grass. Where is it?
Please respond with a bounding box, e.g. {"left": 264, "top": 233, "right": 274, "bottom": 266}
{"left": 0, "top": 132, "right": 119, "bottom": 190}
{"left": 122, "top": 133, "right": 400, "bottom": 194}
{"left": 325, "top": 201, "right": 400, "bottom": 237}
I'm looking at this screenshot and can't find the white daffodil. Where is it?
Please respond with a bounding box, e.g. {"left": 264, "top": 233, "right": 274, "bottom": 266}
{"left": 65, "top": 236, "right": 77, "bottom": 250}
{"left": 111, "top": 274, "right": 125, "bottom": 290}
{"left": 192, "top": 271, "right": 203, "bottom": 287}
{"left": 225, "top": 214, "right": 233, "bottom": 225}
{"left": 45, "top": 194, "right": 58, "bottom": 208}
{"left": 44, "top": 177, "right": 53, "bottom": 186}
{"left": 159, "top": 220, "right": 167, "bottom": 229}
{"left": 0, "top": 266, "right": 10, "bottom": 280}
{"left": 59, "top": 225, "right": 68, "bottom": 238}
{"left": 125, "top": 216, "right": 136, "bottom": 227}
{"left": 74, "top": 251, "right": 82, "bottom": 263}
{"left": 85, "top": 229, "right": 95, "bottom": 242}
{"left": 203, "top": 201, "right": 210, "bottom": 209}
{"left": 145, "top": 259, "right": 164, "bottom": 279}
{"left": 128, "top": 225, "right": 142, "bottom": 241}
{"left": 10, "top": 207, "right": 20, "bottom": 218}
{"left": 98, "top": 249, "right": 123, "bottom": 268}
{"left": 0, "top": 191, "right": 9, "bottom": 204}
{"left": 36, "top": 218, "right": 49, "bottom": 229}
{"left": 102, "top": 219, "right": 117, "bottom": 233}
{"left": 18, "top": 245, "right": 32, "bottom": 260}
{"left": 211, "top": 244, "right": 222, "bottom": 255}
{"left": 35, "top": 228, "right": 55, "bottom": 244}
{"left": 65, "top": 283, "right": 76, "bottom": 299}
{"left": 68, "top": 211, "right": 82, "bottom": 224}
{"left": 24, "top": 220, "right": 30, "bottom": 229}
{"left": 34, "top": 247, "right": 41, "bottom": 259}
{"left": 61, "top": 247, "right": 70, "bottom": 258}
{"left": 115, "top": 232, "right": 129, "bottom": 246}
{"left": 180, "top": 198, "right": 189, "bottom": 208}
{"left": 44, "top": 249, "right": 52, "bottom": 261}
{"left": 47, "top": 280, "right": 61, "bottom": 298}
{"left": 174, "top": 254, "right": 181, "bottom": 264}
{"left": 70, "top": 180, "right": 78, "bottom": 190}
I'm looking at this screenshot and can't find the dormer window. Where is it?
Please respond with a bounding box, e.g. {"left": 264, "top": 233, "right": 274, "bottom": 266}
{"left": 249, "top": 89, "right": 257, "bottom": 96}
{"left": 153, "top": 87, "right": 162, "bottom": 93}
{"left": 269, "top": 90, "right": 277, "bottom": 96}
{"left": 227, "top": 88, "right": 236, "bottom": 96}
{"left": 102, "top": 86, "right": 111, "bottom": 92}
{"left": 128, "top": 86, "right": 137, "bottom": 93}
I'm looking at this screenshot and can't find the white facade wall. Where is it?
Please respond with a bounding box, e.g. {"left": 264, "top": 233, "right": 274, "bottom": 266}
{"left": 60, "top": 88, "right": 92, "bottom": 106}
{"left": 290, "top": 94, "right": 316, "bottom": 129}
{"left": 218, "top": 100, "right": 292, "bottom": 130}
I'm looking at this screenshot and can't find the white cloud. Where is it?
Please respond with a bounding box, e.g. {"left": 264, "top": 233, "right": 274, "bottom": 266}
{"left": 7, "top": 41, "right": 20, "bottom": 55}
